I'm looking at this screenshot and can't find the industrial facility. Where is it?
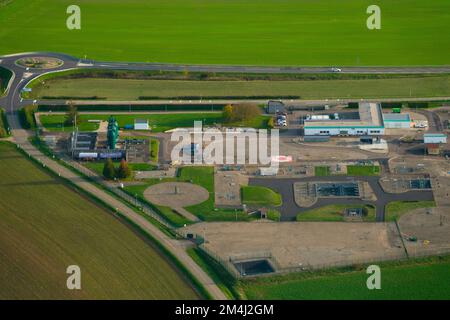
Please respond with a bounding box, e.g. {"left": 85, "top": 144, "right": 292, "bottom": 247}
{"left": 304, "top": 102, "right": 385, "bottom": 136}
{"left": 69, "top": 116, "right": 126, "bottom": 160}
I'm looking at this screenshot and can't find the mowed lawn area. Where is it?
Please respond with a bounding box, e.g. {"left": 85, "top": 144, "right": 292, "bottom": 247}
{"left": 314, "top": 165, "right": 380, "bottom": 176}
{"left": 39, "top": 113, "right": 270, "bottom": 132}
{"left": 30, "top": 76, "right": 450, "bottom": 100}
{"left": 0, "top": 142, "right": 197, "bottom": 299}
{"left": 296, "top": 204, "right": 376, "bottom": 222}
{"left": 241, "top": 256, "right": 450, "bottom": 300}
{"left": 1, "top": 0, "right": 449, "bottom": 65}
{"left": 385, "top": 200, "right": 436, "bottom": 222}
{"left": 241, "top": 186, "right": 282, "bottom": 207}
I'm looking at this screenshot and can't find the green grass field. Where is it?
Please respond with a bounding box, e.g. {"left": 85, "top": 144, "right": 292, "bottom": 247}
{"left": 314, "top": 165, "right": 380, "bottom": 176}
{"left": 39, "top": 113, "right": 270, "bottom": 132}
{"left": 29, "top": 76, "right": 450, "bottom": 100}
{"left": 1, "top": 0, "right": 449, "bottom": 66}
{"left": 385, "top": 200, "right": 436, "bottom": 222}
{"left": 241, "top": 186, "right": 282, "bottom": 207}
{"left": 296, "top": 204, "right": 376, "bottom": 222}
{"left": 241, "top": 255, "right": 450, "bottom": 299}
{"left": 315, "top": 166, "right": 331, "bottom": 176}
{"left": 347, "top": 165, "right": 381, "bottom": 176}
{"left": 0, "top": 142, "right": 197, "bottom": 299}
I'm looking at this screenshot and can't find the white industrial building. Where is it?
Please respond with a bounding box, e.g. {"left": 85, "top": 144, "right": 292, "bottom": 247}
{"left": 304, "top": 103, "right": 384, "bottom": 136}
{"left": 134, "top": 119, "right": 149, "bottom": 130}
{"left": 382, "top": 113, "right": 411, "bottom": 129}
{"left": 424, "top": 133, "right": 447, "bottom": 144}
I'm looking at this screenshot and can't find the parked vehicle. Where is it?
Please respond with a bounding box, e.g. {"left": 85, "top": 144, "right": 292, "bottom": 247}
{"left": 331, "top": 67, "right": 342, "bottom": 72}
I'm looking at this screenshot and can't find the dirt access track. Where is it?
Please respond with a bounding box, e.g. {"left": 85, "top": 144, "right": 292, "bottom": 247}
{"left": 183, "top": 221, "right": 406, "bottom": 270}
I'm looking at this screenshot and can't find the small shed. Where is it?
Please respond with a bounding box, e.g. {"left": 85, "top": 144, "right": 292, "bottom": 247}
{"left": 259, "top": 167, "right": 279, "bottom": 176}
{"left": 424, "top": 133, "right": 447, "bottom": 144}
{"left": 426, "top": 143, "right": 441, "bottom": 155}
{"left": 266, "top": 100, "right": 285, "bottom": 114}
{"left": 134, "top": 119, "right": 149, "bottom": 130}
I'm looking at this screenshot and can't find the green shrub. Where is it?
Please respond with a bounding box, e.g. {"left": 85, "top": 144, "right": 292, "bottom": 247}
{"left": 117, "top": 159, "right": 132, "bottom": 179}
{"left": 19, "top": 105, "right": 38, "bottom": 129}
{"left": 0, "top": 108, "right": 10, "bottom": 137}
{"left": 102, "top": 159, "right": 116, "bottom": 180}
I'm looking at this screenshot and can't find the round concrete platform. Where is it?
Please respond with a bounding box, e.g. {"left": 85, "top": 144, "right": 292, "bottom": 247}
{"left": 143, "top": 182, "right": 209, "bottom": 207}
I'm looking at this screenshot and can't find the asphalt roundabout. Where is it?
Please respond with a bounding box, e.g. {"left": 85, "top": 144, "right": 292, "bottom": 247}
{"left": 143, "top": 182, "right": 209, "bottom": 208}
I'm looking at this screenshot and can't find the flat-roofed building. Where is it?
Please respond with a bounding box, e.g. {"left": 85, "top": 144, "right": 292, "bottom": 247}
{"left": 134, "top": 118, "right": 150, "bottom": 130}
{"left": 383, "top": 113, "right": 411, "bottom": 129}
{"left": 304, "top": 102, "right": 384, "bottom": 136}
{"left": 424, "top": 133, "right": 447, "bottom": 144}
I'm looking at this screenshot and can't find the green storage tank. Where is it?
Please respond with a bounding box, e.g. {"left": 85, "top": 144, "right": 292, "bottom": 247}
{"left": 107, "top": 116, "right": 119, "bottom": 149}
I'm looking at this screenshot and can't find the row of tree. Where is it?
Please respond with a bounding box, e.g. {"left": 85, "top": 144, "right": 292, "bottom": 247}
{"left": 222, "top": 103, "right": 261, "bottom": 123}
{"left": 102, "top": 158, "right": 131, "bottom": 179}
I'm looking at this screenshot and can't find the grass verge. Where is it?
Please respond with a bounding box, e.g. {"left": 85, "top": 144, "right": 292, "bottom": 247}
{"left": 187, "top": 247, "right": 241, "bottom": 300}
{"left": 347, "top": 165, "right": 381, "bottom": 176}
{"left": 385, "top": 201, "right": 436, "bottom": 222}
{"left": 241, "top": 185, "right": 282, "bottom": 207}
{"left": 296, "top": 204, "right": 376, "bottom": 222}
{"left": 29, "top": 76, "right": 450, "bottom": 100}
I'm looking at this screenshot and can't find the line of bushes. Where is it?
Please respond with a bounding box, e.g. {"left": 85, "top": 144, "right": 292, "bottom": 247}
{"left": 37, "top": 104, "right": 226, "bottom": 112}
{"left": 41, "top": 96, "right": 107, "bottom": 100}
{"left": 18, "top": 105, "right": 38, "bottom": 129}
{"left": 0, "top": 108, "right": 10, "bottom": 137}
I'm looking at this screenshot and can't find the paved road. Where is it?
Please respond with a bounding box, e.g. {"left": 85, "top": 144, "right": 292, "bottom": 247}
{"left": 2, "top": 51, "right": 450, "bottom": 111}
{"left": 1, "top": 52, "right": 227, "bottom": 300}
{"left": 4, "top": 51, "right": 450, "bottom": 74}
{"left": 413, "top": 108, "right": 444, "bottom": 133}
{"left": 249, "top": 176, "right": 434, "bottom": 222}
